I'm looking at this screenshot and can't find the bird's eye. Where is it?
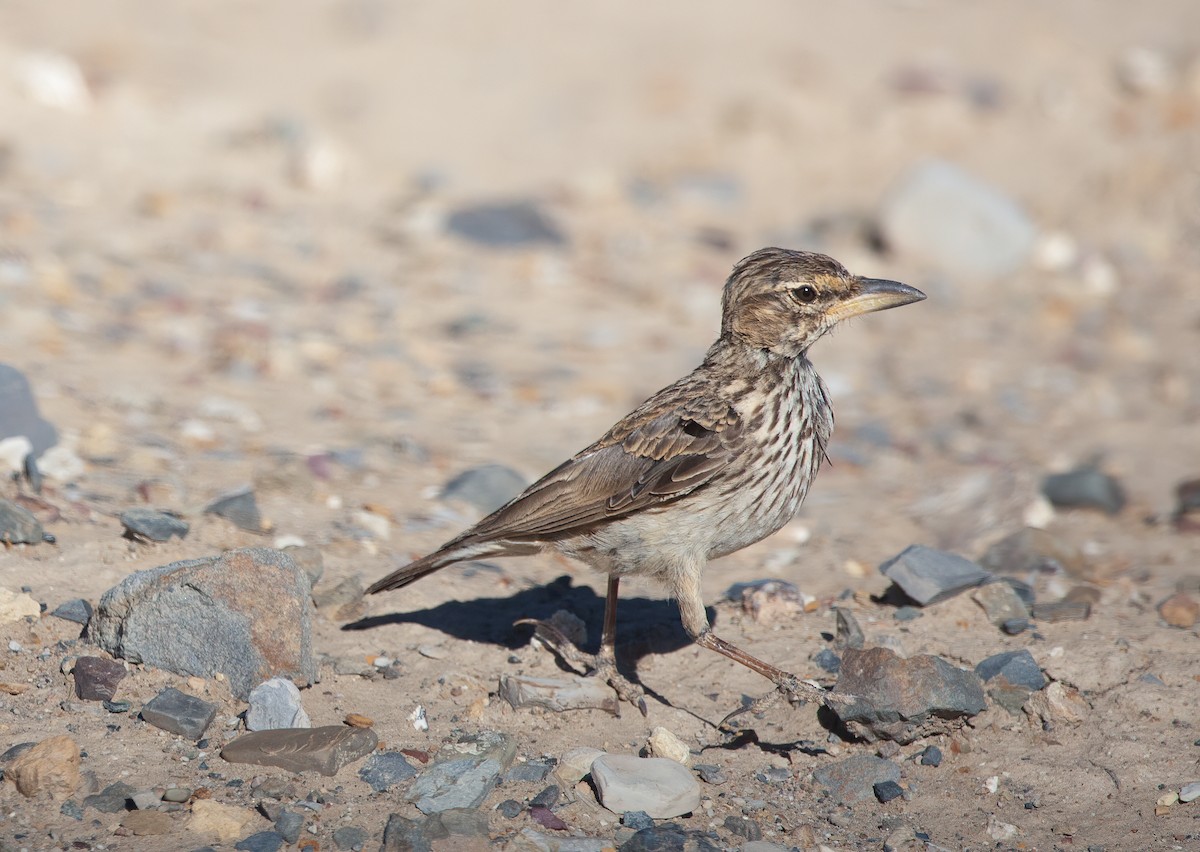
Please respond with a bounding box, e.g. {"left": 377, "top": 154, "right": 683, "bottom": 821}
{"left": 793, "top": 285, "right": 818, "bottom": 303}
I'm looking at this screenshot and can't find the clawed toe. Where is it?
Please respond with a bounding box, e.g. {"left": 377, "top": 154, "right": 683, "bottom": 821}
{"left": 514, "top": 618, "right": 648, "bottom": 716}
{"left": 717, "top": 675, "right": 826, "bottom": 733}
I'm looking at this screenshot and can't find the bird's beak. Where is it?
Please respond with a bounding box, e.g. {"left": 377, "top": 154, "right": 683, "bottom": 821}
{"left": 827, "top": 277, "right": 926, "bottom": 323}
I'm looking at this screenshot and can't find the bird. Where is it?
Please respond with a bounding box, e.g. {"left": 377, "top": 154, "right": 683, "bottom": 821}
{"left": 368, "top": 247, "right": 925, "bottom": 720}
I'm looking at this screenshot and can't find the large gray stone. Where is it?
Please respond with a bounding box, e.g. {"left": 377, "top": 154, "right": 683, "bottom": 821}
{"left": 591, "top": 754, "right": 701, "bottom": 819}
{"left": 828, "top": 646, "right": 985, "bottom": 744}
{"left": 90, "top": 548, "right": 316, "bottom": 699}
{"left": 878, "top": 159, "right": 1036, "bottom": 279}
{"left": 813, "top": 755, "right": 901, "bottom": 805}
{"left": 879, "top": 545, "right": 991, "bottom": 606}
{"left": 407, "top": 756, "right": 502, "bottom": 814}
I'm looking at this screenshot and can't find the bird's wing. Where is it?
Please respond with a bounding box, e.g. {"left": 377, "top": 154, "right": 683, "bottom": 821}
{"left": 458, "top": 388, "right": 743, "bottom": 542}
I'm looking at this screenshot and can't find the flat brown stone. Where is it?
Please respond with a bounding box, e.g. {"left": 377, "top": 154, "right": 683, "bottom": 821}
{"left": 121, "top": 810, "right": 174, "bottom": 836}
{"left": 221, "top": 725, "right": 378, "bottom": 776}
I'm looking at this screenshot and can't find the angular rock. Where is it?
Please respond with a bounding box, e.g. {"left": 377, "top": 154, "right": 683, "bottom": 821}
{"left": 90, "top": 547, "right": 316, "bottom": 699}
{"left": 693, "top": 764, "right": 727, "bottom": 785}
{"left": 408, "top": 756, "right": 503, "bottom": 814}
{"left": 0, "top": 499, "right": 43, "bottom": 545}
{"left": 359, "top": 751, "right": 418, "bottom": 792}
{"left": 879, "top": 545, "right": 991, "bottom": 605}
{"left": 727, "top": 579, "right": 808, "bottom": 624}
{"left": 1042, "top": 464, "right": 1125, "bottom": 514}
{"left": 141, "top": 687, "right": 218, "bottom": 739}
{"left": 919, "top": 745, "right": 942, "bottom": 767}
{"left": 50, "top": 598, "right": 93, "bottom": 625}
{"left": 381, "top": 813, "right": 426, "bottom": 852}
{"left": 0, "top": 363, "right": 58, "bottom": 456}
{"left": 188, "top": 799, "right": 257, "bottom": 843}
{"left": 619, "top": 825, "right": 722, "bottom": 852}
{"left": 646, "top": 727, "right": 691, "bottom": 766}
{"left": 873, "top": 780, "right": 904, "bottom": 803}
{"left": 554, "top": 747, "right": 605, "bottom": 787}
{"left": 504, "top": 759, "right": 554, "bottom": 783}
{"left": 246, "top": 677, "right": 310, "bottom": 731}
{"left": 975, "top": 650, "right": 1045, "bottom": 691}
{"left": 332, "top": 825, "right": 368, "bottom": 850}
{"left": 1024, "top": 681, "right": 1089, "bottom": 725}
{"left": 222, "top": 725, "right": 378, "bottom": 776}
{"left": 834, "top": 607, "right": 865, "bottom": 649}
{"left": 499, "top": 673, "right": 619, "bottom": 714}
{"left": 204, "top": 488, "right": 264, "bottom": 532}
{"left": 812, "top": 755, "right": 901, "bottom": 805}
{"left": 72, "top": 655, "right": 127, "bottom": 701}
{"left": 445, "top": 200, "right": 566, "bottom": 249}
{"left": 4, "top": 735, "right": 80, "bottom": 800}
{"left": 121, "top": 810, "right": 174, "bottom": 836}
{"left": 120, "top": 508, "right": 189, "bottom": 542}
{"left": 441, "top": 463, "right": 528, "bottom": 514}
{"left": 235, "top": 831, "right": 284, "bottom": 852}
{"left": 1179, "top": 781, "right": 1200, "bottom": 804}
{"left": 971, "top": 582, "right": 1030, "bottom": 628}
{"left": 828, "top": 646, "right": 986, "bottom": 743}
{"left": 591, "top": 754, "right": 701, "bottom": 819}
{"left": 84, "top": 781, "right": 136, "bottom": 813}
{"left": 0, "top": 586, "right": 41, "bottom": 623}
{"left": 1158, "top": 591, "right": 1199, "bottom": 629}
{"left": 878, "top": 159, "right": 1036, "bottom": 279}
{"left": 274, "top": 810, "right": 304, "bottom": 843}
{"left": 979, "top": 527, "right": 1085, "bottom": 577}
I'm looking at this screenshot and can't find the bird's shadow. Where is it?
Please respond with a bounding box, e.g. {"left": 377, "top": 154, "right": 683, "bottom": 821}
{"left": 344, "top": 574, "right": 712, "bottom": 680}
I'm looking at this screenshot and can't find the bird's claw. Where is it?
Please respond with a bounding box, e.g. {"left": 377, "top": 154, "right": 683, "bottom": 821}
{"left": 717, "top": 674, "right": 826, "bottom": 734}
{"left": 514, "top": 618, "right": 648, "bottom": 717}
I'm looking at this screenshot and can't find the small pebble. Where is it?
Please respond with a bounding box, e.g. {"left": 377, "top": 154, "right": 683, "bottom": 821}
{"left": 919, "top": 746, "right": 943, "bottom": 767}
{"left": 496, "top": 800, "right": 523, "bottom": 818}
{"left": 893, "top": 606, "right": 923, "bottom": 622}
{"left": 874, "top": 780, "right": 904, "bottom": 803}
{"left": 693, "top": 764, "right": 728, "bottom": 785}
{"left": 813, "top": 648, "right": 841, "bottom": 673}
{"left": 1179, "top": 781, "right": 1200, "bottom": 803}
{"left": 622, "top": 810, "right": 654, "bottom": 831}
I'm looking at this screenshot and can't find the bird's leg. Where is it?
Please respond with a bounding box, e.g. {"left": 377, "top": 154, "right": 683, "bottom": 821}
{"left": 515, "top": 576, "right": 648, "bottom": 716}
{"left": 672, "top": 571, "right": 823, "bottom": 730}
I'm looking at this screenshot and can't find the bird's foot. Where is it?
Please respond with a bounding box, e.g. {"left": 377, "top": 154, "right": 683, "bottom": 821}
{"left": 718, "top": 672, "right": 825, "bottom": 734}
{"left": 515, "top": 618, "right": 648, "bottom": 717}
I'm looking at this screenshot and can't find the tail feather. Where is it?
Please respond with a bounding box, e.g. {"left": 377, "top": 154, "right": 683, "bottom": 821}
{"left": 366, "top": 539, "right": 539, "bottom": 595}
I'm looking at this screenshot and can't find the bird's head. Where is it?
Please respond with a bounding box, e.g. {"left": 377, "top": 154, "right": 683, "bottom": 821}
{"left": 721, "top": 247, "right": 926, "bottom": 357}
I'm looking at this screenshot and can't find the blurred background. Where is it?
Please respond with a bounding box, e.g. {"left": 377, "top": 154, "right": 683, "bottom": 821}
{"left": 1, "top": 0, "right": 1198, "bottom": 587}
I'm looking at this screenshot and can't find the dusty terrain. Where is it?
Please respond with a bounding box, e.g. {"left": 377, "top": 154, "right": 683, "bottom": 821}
{"left": 1, "top": 1, "right": 1199, "bottom": 850}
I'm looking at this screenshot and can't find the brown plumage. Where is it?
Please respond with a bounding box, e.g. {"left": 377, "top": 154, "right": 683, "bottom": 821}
{"left": 369, "top": 247, "right": 924, "bottom": 718}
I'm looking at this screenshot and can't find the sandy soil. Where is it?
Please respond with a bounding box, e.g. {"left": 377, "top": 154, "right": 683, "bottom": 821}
{"left": 1, "top": 1, "right": 1199, "bottom": 849}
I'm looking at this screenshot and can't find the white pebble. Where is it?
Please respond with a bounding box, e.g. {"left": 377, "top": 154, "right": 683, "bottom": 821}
{"left": 1179, "top": 781, "right": 1200, "bottom": 803}
{"left": 408, "top": 705, "right": 428, "bottom": 731}
{"left": 39, "top": 445, "right": 85, "bottom": 482}
{"left": 15, "top": 51, "right": 91, "bottom": 111}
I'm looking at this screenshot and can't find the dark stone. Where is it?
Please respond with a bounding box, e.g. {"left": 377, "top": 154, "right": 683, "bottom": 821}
{"left": 222, "top": 726, "right": 378, "bottom": 776}
{"left": 1001, "top": 618, "right": 1030, "bottom": 635}
{"left": 893, "top": 606, "right": 923, "bottom": 622}
{"left": 382, "top": 813, "right": 428, "bottom": 852}
{"left": 1042, "top": 464, "right": 1125, "bottom": 514}
{"left": 723, "top": 815, "right": 762, "bottom": 840}
{"left": 879, "top": 545, "right": 991, "bottom": 605}
{"left": 623, "top": 811, "right": 654, "bottom": 831}
{"left": 919, "top": 746, "right": 942, "bottom": 767}
{"left": 813, "top": 755, "right": 902, "bottom": 805}
{"left": 51, "top": 598, "right": 93, "bottom": 625}
{"left": 975, "top": 650, "right": 1045, "bottom": 691}
{"left": 0, "top": 363, "right": 58, "bottom": 455}
{"left": 359, "top": 751, "right": 418, "bottom": 792}
{"left": 90, "top": 547, "right": 317, "bottom": 700}
{"left": 829, "top": 646, "right": 986, "bottom": 743}
{"left": 120, "top": 508, "right": 189, "bottom": 542}
{"left": 60, "top": 799, "right": 84, "bottom": 820}
{"left": 104, "top": 699, "right": 132, "bottom": 713}
{"left": 445, "top": 200, "right": 566, "bottom": 248}
{"left": 874, "top": 780, "right": 904, "bottom": 803}
{"left": 441, "top": 464, "right": 528, "bottom": 514}
{"left": 813, "top": 648, "right": 841, "bottom": 674}
{"left": 140, "top": 687, "right": 218, "bottom": 740}
{"left": 84, "top": 781, "right": 137, "bottom": 813}
{"left": 692, "top": 764, "right": 727, "bottom": 785}
{"left": 274, "top": 810, "right": 304, "bottom": 843}
{"left": 0, "top": 499, "right": 43, "bottom": 545}
{"left": 408, "top": 755, "right": 502, "bottom": 814}
{"left": 72, "top": 656, "right": 127, "bottom": 701}
{"left": 529, "top": 784, "right": 560, "bottom": 809}
{"left": 619, "top": 824, "right": 722, "bottom": 852}
{"left": 332, "top": 825, "right": 367, "bottom": 851}
{"left": 204, "top": 488, "right": 263, "bottom": 531}
{"left": 234, "top": 832, "right": 284, "bottom": 852}
{"left": 504, "top": 759, "right": 554, "bottom": 783}
{"left": 0, "top": 742, "right": 36, "bottom": 764}
{"left": 496, "top": 799, "right": 523, "bottom": 818}
{"left": 834, "top": 608, "right": 865, "bottom": 649}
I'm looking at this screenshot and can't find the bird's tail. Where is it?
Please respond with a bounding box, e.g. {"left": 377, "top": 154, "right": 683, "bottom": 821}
{"left": 366, "top": 538, "right": 539, "bottom": 595}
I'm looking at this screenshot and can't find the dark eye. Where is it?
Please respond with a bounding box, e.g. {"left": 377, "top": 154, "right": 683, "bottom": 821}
{"left": 793, "top": 285, "right": 818, "bottom": 303}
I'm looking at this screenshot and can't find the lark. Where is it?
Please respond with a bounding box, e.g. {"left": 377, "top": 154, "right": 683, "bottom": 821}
{"left": 369, "top": 248, "right": 925, "bottom": 718}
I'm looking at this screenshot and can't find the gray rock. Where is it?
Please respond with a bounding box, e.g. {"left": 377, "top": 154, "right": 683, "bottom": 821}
{"left": 90, "top": 547, "right": 316, "bottom": 699}
{"left": 60, "top": 799, "right": 83, "bottom": 820}
{"left": 441, "top": 463, "right": 528, "bottom": 514}
{"left": 447, "top": 730, "right": 518, "bottom": 768}
{"left": 496, "top": 799, "right": 523, "bottom": 819}
{"left": 874, "top": 780, "right": 904, "bottom": 803}
{"left": 407, "top": 756, "right": 502, "bottom": 813}
{"left": 1179, "top": 781, "right": 1200, "bottom": 804}
{"left": 1031, "top": 600, "right": 1091, "bottom": 622}
{"left": 84, "top": 781, "right": 136, "bottom": 813}
{"left": 723, "top": 814, "right": 761, "bottom": 840}
{"left": 971, "top": 582, "right": 1030, "bottom": 627}
{"left": 879, "top": 545, "right": 991, "bottom": 606}
{"left": 918, "top": 745, "right": 942, "bottom": 767}
{"left": 591, "top": 754, "right": 701, "bottom": 819}
{"left": 140, "top": 687, "right": 218, "bottom": 740}
{"left": 812, "top": 755, "right": 901, "bottom": 805}
{"left": 359, "top": 751, "right": 418, "bottom": 792}
{"left": 381, "top": 813, "right": 428, "bottom": 852}
{"left": 246, "top": 677, "right": 311, "bottom": 731}
{"left": 834, "top": 608, "right": 865, "bottom": 650}
{"left": 235, "top": 832, "right": 284, "bottom": 852}
{"left": 1042, "top": 464, "right": 1126, "bottom": 514}
{"left": 274, "top": 810, "right": 304, "bottom": 843}
{"left": 0, "top": 363, "right": 57, "bottom": 456}
{"left": 812, "top": 648, "right": 840, "bottom": 674}
{"left": 221, "top": 726, "right": 378, "bottom": 776}
{"left": 692, "top": 764, "right": 727, "bottom": 785}
{"left": 332, "top": 825, "right": 367, "bottom": 851}
{"left": 828, "top": 646, "right": 986, "bottom": 743}
{"left": 619, "top": 825, "right": 722, "bottom": 852}
{"left": 445, "top": 200, "right": 566, "bottom": 248}
{"left": 499, "top": 673, "right": 618, "bottom": 714}
{"left": 382, "top": 808, "right": 491, "bottom": 851}
{"left": 0, "top": 499, "right": 44, "bottom": 545}
{"left": 975, "top": 650, "right": 1045, "bottom": 691}
{"left": 0, "top": 742, "right": 36, "bottom": 764}
{"left": 893, "top": 605, "right": 923, "bottom": 622}
{"left": 120, "top": 508, "right": 189, "bottom": 543}
{"left": 504, "top": 759, "right": 554, "bottom": 783}
{"left": 623, "top": 811, "right": 654, "bottom": 831}
{"left": 204, "top": 488, "right": 264, "bottom": 532}
{"left": 878, "top": 159, "right": 1036, "bottom": 279}
{"left": 162, "top": 787, "right": 191, "bottom": 803}
{"left": 50, "top": 598, "right": 93, "bottom": 625}
{"left": 72, "top": 656, "right": 127, "bottom": 701}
